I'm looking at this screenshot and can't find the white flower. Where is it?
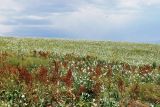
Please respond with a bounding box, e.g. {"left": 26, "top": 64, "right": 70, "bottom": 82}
{"left": 21, "top": 94, "right": 25, "bottom": 98}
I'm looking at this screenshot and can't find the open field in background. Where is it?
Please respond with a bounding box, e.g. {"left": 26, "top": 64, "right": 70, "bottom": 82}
{"left": 1, "top": 37, "right": 160, "bottom": 65}
{"left": 0, "top": 37, "right": 160, "bottom": 107}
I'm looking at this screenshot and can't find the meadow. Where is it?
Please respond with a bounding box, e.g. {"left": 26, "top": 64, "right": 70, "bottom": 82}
{"left": 0, "top": 37, "right": 160, "bottom": 107}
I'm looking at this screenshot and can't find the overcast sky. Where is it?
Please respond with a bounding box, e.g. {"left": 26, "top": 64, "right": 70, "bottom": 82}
{"left": 0, "top": 0, "right": 160, "bottom": 42}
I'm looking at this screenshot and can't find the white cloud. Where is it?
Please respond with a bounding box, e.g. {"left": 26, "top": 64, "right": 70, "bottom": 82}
{"left": 13, "top": 15, "right": 48, "bottom": 20}
{"left": 0, "top": 0, "right": 24, "bottom": 35}
{"left": 118, "top": 0, "right": 160, "bottom": 9}
{"left": 0, "top": 16, "right": 7, "bottom": 23}
{"left": 0, "top": 0, "right": 23, "bottom": 12}
{"left": 118, "top": 0, "right": 142, "bottom": 8}
{"left": 0, "top": 25, "right": 13, "bottom": 34}
{"left": 0, "top": 0, "right": 159, "bottom": 41}
{"left": 49, "top": 5, "right": 138, "bottom": 38}
{"left": 145, "top": 0, "right": 160, "bottom": 6}
{"left": 0, "top": 15, "right": 14, "bottom": 35}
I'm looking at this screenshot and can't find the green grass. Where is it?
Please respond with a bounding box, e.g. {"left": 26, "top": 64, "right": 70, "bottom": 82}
{"left": 0, "top": 36, "right": 160, "bottom": 107}
{"left": 1, "top": 36, "right": 160, "bottom": 65}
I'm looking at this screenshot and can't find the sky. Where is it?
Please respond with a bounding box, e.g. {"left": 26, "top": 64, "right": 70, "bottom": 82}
{"left": 0, "top": 0, "right": 160, "bottom": 42}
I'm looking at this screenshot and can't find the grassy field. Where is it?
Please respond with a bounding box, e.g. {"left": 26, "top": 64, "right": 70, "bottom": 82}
{"left": 1, "top": 37, "right": 160, "bottom": 65}
{"left": 0, "top": 37, "right": 160, "bottom": 107}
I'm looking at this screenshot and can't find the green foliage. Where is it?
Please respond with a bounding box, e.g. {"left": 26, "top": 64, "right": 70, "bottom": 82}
{"left": 0, "top": 37, "right": 160, "bottom": 106}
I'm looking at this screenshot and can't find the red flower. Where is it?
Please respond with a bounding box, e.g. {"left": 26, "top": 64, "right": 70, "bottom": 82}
{"left": 17, "top": 67, "right": 33, "bottom": 85}
{"left": 118, "top": 78, "right": 125, "bottom": 94}
{"left": 38, "top": 66, "right": 48, "bottom": 83}
{"left": 95, "top": 65, "right": 101, "bottom": 76}
{"left": 61, "top": 69, "right": 73, "bottom": 87}
{"left": 92, "top": 82, "right": 102, "bottom": 94}
{"left": 107, "top": 65, "right": 112, "bottom": 77}
{"left": 76, "top": 85, "right": 86, "bottom": 99}
{"left": 51, "top": 61, "right": 60, "bottom": 84}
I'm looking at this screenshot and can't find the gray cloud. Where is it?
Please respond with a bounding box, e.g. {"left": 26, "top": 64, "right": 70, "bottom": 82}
{"left": 0, "top": 0, "right": 160, "bottom": 42}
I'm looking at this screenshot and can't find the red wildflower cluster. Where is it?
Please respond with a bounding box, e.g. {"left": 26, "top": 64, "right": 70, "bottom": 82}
{"left": 118, "top": 78, "right": 125, "bottom": 94}
{"left": 62, "top": 61, "right": 68, "bottom": 69}
{"left": 123, "top": 63, "right": 131, "bottom": 71}
{"left": 51, "top": 61, "right": 60, "bottom": 84}
{"left": 37, "top": 66, "right": 48, "bottom": 83}
{"left": 61, "top": 69, "right": 73, "bottom": 87}
{"left": 76, "top": 85, "right": 86, "bottom": 99}
{"left": 92, "top": 82, "right": 102, "bottom": 94}
{"left": 107, "top": 65, "right": 113, "bottom": 77}
{"left": 17, "top": 67, "right": 32, "bottom": 85}
{"left": 139, "top": 65, "right": 152, "bottom": 75}
{"left": 131, "top": 83, "right": 140, "bottom": 100}
{"left": 95, "top": 65, "right": 102, "bottom": 76}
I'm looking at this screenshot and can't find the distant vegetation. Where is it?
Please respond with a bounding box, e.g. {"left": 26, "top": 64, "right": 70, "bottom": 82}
{"left": 0, "top": 37, "right": 160, "bottom": 106}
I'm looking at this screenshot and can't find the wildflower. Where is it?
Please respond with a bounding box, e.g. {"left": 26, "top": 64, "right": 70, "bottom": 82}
{"left": 118, "top": 78, "right": 125, "bottom": 94}
{"left": 95, "top": 65, "right": 101, "bottom": 76}
{"left": 51, "top": 61, "right": 60, "bottom": 84}
{"left": 61, "top": 69, "right": 73, "bottom": 87}
{"left": 37, "top": 66, "right": 48, "bottom": 83}
{"left": 17, "top": 67, "right": 33, "bottom": 85}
